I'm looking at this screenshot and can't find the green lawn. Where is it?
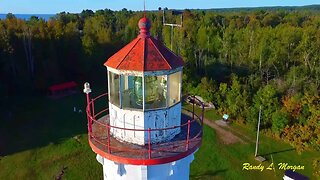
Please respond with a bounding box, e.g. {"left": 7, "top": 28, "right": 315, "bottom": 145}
{"left": 0, "top": 92, "right": 103, "bottom": 179}
{"left": 191, "top": 124, "right": 319, "bottom": 179}
{"left": 0, "top": 135, "right": 102, "bottom": 179}
{"left": 0, "top": 94, "right": 318, "bottom": 179}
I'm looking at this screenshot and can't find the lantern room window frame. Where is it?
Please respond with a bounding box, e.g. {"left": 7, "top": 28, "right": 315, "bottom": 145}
{"left": 107, "top": 68, "right": 182, "bottom": 111}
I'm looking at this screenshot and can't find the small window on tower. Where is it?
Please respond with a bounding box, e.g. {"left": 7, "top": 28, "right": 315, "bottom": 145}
{"left": 121, "top": 75, "right": 143, "bottom": 109}
{"left": 168, "top": 71, "right": 181, "bottom": 107}
{"left": 109, "top": 71, "right": 120, "bottom": 107}
{"left": 144, "top": 75, "right": 167, "bottom": 110}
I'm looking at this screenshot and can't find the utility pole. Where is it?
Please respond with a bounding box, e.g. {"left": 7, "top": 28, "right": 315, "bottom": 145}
{"left": 255, "top": 106, "right": 262, "bottom": 157}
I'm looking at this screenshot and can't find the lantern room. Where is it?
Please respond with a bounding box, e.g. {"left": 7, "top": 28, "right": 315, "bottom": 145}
{"left": 107, "top": 70, "right": 182, "bottom": 111}
{"left": 104, "top": 17, "right": 184, "bottom": 145}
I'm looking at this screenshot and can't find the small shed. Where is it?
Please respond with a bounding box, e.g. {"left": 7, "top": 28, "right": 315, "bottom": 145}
{"left": 49, "top": 81, "right": 78, "bottom": 97}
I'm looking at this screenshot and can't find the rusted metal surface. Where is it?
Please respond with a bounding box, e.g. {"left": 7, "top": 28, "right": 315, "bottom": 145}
{"left": 85, "top": 93, "right": 204, "bottom": 165}
{"left": 104, "top": 17, "right": 184, "bottom": 72}
{"left": 89, "top": 113, "right": 201, "bottom": 165}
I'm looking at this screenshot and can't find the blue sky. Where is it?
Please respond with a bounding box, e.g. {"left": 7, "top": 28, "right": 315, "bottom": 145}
{"left": 0, "top": 0, "right": 320, "bottom": 14}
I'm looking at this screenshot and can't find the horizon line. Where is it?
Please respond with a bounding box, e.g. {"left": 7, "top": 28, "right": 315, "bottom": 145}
{"left": 1, "top": 4, "right": 319, "bottom": 15}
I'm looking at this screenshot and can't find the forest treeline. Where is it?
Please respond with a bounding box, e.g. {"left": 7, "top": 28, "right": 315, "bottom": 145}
{"left": 0, "top": 9, "right": 319, "bottom": 155}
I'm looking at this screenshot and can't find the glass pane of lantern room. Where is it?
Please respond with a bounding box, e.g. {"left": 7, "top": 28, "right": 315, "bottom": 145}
{"left": 109, "top": 71, "right": 120, "bottom": 107}
{"left": 168, "top": 71, "right": 181, "bottom": 107}
{"left": 121, "top": 75, "right": 142, "bottom": 109}
{"left": 144, "top": 75, "right": 167, "bottom": 110}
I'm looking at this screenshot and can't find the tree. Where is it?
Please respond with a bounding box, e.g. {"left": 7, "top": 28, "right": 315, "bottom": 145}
{"left": 6, "top": 13, "right": 15, "bottom": 19}
{"left": 220, "top": 26, "right": 236, "bottom": 71}
{"left": 282, "top": 94, "right": 303, "bottom": 120}
{"left": 271, "top": 110, "right": 289, "bottom": 134}
{"left": 215, "top": 83, "right": 228, "bottom": 113}
{"left": 193, "top": 77, "right": 215, "bottom": 102}
{"left": 262, "top": 12, "right": 281, "bottom": 27}
{"left": 282, "top": 93, "right": 320, "bottom": 152}
{"left": 225, "top": 75, "right": 249, "bottom": 120}
{"left": 23, "top": 26, "right": 35, "bottom": 79}
{"left": 80, "top": 9, "right": 94, "bottom": 19}
{"left": 313, "top": 158, "right": 320, "bottom": 177}
{"left": 248, "top": 84, "right": 279, "bottom": 129}
{"left": 82, "top": 15, "right": 113, "bottom": 55}
{"left": 195, "top": 25, "right": 207, "bottom": 74}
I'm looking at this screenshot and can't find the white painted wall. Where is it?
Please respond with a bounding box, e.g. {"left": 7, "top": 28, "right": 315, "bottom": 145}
{"left": 96, "top": 152, "right": 195, "bottom": 180}
{"left": 144, "top": 103, "right": 181, "bottom": 144}
{"left": 109, "top": 103, "right": 145, "bottom": 145}
{"left": 109, "top": 103, "right": 181, "bottom": 145}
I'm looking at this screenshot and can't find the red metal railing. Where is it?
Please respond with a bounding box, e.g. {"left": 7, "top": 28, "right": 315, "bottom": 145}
{"left": 85, "top": 93, "right": 204, "bottom": 160}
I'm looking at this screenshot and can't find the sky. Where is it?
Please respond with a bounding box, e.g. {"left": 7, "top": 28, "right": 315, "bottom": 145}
{"left": 0, "top": 0, "right": 320, "bottom": 14}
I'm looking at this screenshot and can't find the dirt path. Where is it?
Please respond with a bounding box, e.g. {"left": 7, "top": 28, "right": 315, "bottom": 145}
{"left": 183, "top": 110, "right": 246, "bottom": 145}
{"left": 203, "top": 118, "right": 246, "bottom": 145}
{"left": 215, "top": 120, "right": 256, "bottom": 144}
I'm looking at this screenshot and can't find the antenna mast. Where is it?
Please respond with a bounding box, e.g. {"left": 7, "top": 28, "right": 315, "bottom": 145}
{"left": 162, "top": 8, "right": 183, "bottom": 50}
{"left": 144, "top": 0, "right": 146, "bottom": 17}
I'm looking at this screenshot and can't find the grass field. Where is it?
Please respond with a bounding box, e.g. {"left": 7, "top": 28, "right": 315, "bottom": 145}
{"left": 191, "top": 125, "right": 319, "bottom": 179}
{"left": 0, "top": 93, "right": 318, "bottom": 179}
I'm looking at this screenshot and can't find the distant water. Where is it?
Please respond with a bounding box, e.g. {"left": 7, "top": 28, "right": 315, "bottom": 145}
{"left": 0, "top": 14, "right": 55, "bottom": 21}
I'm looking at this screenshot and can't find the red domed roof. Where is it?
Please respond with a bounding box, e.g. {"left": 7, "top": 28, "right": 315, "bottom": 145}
{"left": 104, "top": 17, "right": 184, "bottom": 71}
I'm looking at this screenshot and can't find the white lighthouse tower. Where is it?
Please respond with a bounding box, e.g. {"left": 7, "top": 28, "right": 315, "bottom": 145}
{"left": 84, "top": 16, "right": 203, "bottom": 180}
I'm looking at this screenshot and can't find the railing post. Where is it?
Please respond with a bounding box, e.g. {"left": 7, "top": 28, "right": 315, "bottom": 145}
{"left": 202, "top": 104, "right": 205, "bottom": 126}
{"left": 86, "top": 94, "right": 91, "bottom": 115}
{"left": 86, "top": 95, "right": 92, "bottom": 133}
{"left": 83, "top": 83, "right": 92, "bottom": 134}
{"left": 186, "top": 120, "right": 191, "bottom": 150}
{"left": 91, "top": 98, "right": 95, "bottom": 117}
{"left": 88, "top": 117, "right": 92, "bottom": 133}
{"left": 107, "top": 124, "right": 111, "bottom": 153}
{"left": 88, "top": 99, "right": 95, "bottom": 133}
{"left": 148, "top": 128, "right": 151, "bottom": 159}
{"left": 192, "top": 95, "right": 195, "bottom": 120}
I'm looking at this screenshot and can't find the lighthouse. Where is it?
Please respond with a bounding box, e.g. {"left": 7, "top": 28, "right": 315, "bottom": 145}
{"left": 84, "top": 16, "right": 203, "bottom": 180}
